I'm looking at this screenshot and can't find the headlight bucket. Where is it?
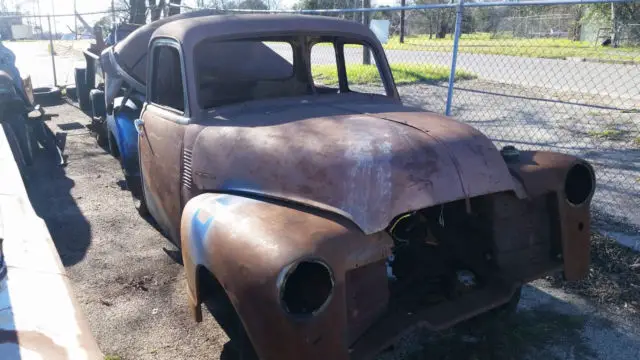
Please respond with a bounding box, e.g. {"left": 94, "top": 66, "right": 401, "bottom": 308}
{"left": 564, "top": 162, "right": 595, "bottom": 206}
{"left": 278, "top": 259, "right": 334, "bottom": 318}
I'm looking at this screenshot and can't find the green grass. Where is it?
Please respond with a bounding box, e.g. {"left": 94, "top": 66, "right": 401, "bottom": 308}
{"left": 104, "top": 356, "right": 122, "bottom": 360}
{"left": 587, "top": 128, "right": 629, "bottom": 140}
{"left": 312, "top": 63, "right": 475, "bottom": 86}
{"left": 382, "top": 32, "right": 640, "bottom": 63}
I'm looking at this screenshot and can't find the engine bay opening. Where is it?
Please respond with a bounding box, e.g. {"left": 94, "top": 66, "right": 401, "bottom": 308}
{"left": 385, "top": 199, "right": 496, "bottom": 312}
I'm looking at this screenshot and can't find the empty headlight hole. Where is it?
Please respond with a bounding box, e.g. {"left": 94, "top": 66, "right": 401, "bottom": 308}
{"left": 281, "top": 261, "right": 333, "bottom": 316}
{"left": 565, "top": 163, "right": 594, "bottom": 206}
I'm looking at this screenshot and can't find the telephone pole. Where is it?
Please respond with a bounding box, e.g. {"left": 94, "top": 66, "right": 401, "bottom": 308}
{"left": 73, "top": 0, "right": 77, "bottom": 39}
{"left": 51, "top": 0, "right": 57, "bottom": 37}
{"left": 36, "top": 0, "right": 43, "bottom": 38}
{"left": 112, "top": 0, "right": 116, "bottom": 25}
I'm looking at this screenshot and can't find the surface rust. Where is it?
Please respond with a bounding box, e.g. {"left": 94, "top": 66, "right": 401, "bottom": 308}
{"left": 128, "top": 14, "right": 597, "bottom": 360}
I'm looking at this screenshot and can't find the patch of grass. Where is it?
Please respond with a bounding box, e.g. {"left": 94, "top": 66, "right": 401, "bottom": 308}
{"left": 548, "top": 232, "right": 640, "bottom": 312}
{"left": 634, "top": 137, "right": 640, "bottom": 146}
{"left": 405, "top": 307, "right": 596, "bottom": 360}
{"left": 382, "top": 33, "right": 640, "bottom": 63}
{"left": 587, "top": 128, "right": 628, "bottom": 140}
{"left": 104, "top": 356, "right": 122, "bottom": 360}
{"left": 312, "top": 63, "right": 475, "bottom": 86}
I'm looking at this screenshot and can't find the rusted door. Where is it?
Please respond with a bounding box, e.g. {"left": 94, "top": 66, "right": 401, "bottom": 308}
{"left": 138, "top": 42, "right": 189, "bottom": 242}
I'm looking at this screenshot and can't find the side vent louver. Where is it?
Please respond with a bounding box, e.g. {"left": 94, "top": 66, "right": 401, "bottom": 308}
{"left": 182, "top": 148, "right": 193, "bottom": 190}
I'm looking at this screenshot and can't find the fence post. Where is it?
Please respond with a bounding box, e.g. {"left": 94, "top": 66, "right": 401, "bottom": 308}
{"left": 47, "top": 15, "right": 57, "bottom": 87}
{"left": 400, "top": 0, "right": 406, "bottom": 43}
{"left": 445, "top": 0, "right": 464, "bottom": 117}
{"left": 362, "top": 0, "right": 371, "bottom": 65}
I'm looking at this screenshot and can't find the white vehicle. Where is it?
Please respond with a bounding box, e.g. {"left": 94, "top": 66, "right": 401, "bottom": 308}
{"left": 10, "top": 25, "right": 33, "bottom": 41}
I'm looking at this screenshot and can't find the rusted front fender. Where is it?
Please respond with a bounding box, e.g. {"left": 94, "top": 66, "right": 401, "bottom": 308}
{"left": 508, "top": 151, "right": 596, "bottom": 281}
{"left": 181, "top": 193, "right": 392, "bottom": 360}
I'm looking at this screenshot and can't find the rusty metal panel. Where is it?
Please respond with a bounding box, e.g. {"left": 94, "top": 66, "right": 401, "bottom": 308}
{"left": 180, "top": 193, "right": 393, "bottom": 360}
{"left": 345, "top": 260, "right": 388, "bottom": 345}
{"left": 507, "top": 151, "right": 595, "bottom": 281}
{"left": 188, "top": 96, "right": 515, "bottom": 235}
{"left": 139, "top": 105, "right": 186, "bottom": 242}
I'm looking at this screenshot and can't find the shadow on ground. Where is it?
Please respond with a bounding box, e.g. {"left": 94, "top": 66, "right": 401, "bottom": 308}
{"left": 393, "top": 306, "right": 597, "bottom": 360}
{"left": 376, "top": 282, "right": 640, "bottom": 360}
{"left": 24, "top": 106, "right": 92, "bottom": 266}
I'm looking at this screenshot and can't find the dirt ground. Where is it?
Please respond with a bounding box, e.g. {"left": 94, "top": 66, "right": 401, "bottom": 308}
{"left": 24, "top": 102, "right": 640, "bottom": 360}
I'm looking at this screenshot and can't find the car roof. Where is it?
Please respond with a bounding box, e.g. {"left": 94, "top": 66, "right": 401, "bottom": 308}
{"left": 152, "top": 14, "right": 378, "bottom": 53}
{"left": 109, "top": 13, "right": 379, "bottom": 91}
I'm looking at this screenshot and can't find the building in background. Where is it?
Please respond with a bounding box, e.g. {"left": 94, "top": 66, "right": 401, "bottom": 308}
{"left": 0, "top": 12, "right": 24, "bottom": 40}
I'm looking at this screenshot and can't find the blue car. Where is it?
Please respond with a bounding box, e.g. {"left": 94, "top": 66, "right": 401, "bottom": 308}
{"left": 105, "top": 94, "right": 143, "bottom": 192}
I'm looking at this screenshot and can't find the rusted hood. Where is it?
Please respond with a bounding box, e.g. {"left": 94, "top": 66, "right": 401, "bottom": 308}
{"left": 190, "top": 97, "right": 515, "bottom": 234}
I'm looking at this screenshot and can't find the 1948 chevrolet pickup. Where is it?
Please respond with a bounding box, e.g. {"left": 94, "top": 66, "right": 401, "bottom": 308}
{"left": 115, "top": 13, "right": 595, "bottom": 360}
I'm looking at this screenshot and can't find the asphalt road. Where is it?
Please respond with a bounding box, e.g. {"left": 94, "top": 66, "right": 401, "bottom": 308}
{"left": 5, "top": 41, "right": 88, "bottom": 88}
{"left": 22, "top": 102, "right": 640, "bottom": 360}
{"left": 6, "top": 40, "right": 640, "bottom": 102}
{"left": 311, "top": 44, "right": 640, "bottom": 100}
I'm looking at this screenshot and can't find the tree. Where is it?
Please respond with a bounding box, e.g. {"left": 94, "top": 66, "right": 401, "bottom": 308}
{"left": 410, "top": 0, "right": 455, "bottom": 39}
{"left": 584, "top": 2, "right": 640, "bottom": 47}
{"left": 236, "top": 0, "right": 268, "bottom": 10}
{"left": 129, "top": 0, "right": 147, "bottom": 24}
{"left": 168, "top": 0, "right": 182, "bottom": 16}
{"left": 148, "top": 0, "right": 166, "bottom": 21}
{"left": 568, "top": 5, "right": 584, "bottom": 42}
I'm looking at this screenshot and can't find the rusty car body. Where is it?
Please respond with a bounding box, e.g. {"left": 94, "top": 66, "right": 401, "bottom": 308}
{"left": 125, "top": 14, "right": 596, "bottom": 359}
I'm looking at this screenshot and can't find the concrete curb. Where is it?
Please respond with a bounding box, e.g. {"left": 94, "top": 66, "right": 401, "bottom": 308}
{"left": 0, "top": 125, "right": 102, "bottom": 359}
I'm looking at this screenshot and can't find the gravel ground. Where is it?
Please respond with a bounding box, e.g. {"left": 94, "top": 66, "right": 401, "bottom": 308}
{"left": 21, "top": 102, "right": 640, "bottom": 360}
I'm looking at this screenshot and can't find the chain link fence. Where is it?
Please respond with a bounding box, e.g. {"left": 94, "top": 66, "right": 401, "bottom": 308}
{"left": 4, "top": 1, "right": 638, "bottom": 234}
{"left": 183, "top": 0, "right": 640, "bottom": 234}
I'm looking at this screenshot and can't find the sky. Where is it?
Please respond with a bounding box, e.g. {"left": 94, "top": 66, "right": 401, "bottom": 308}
{"left": 13, "top": 0, "right": 396, "bottom": 34}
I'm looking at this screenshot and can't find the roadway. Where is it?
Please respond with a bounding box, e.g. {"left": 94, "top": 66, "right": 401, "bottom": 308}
{"left": 5, "top": 40, "right": 640, "bottom": 102}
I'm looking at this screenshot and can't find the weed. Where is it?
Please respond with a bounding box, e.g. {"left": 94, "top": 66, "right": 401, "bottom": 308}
{"left": 548, "top": 232, "right": 640, "bottom": 312}
{"left": 587, "top": 128, "right": 628, "bottom": 140}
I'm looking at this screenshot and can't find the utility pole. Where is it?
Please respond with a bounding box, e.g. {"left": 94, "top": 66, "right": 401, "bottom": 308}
{"left": 73, "top": 0, "right": 77, "bottom": 40}
{"left": 400, "top": 0, "right": 405, "bottom": 43}
{"left": 112, "top": 0, "right": 116, "bottom": 26}
{"left": 36, "top": 0, "right": 43, "bottom": 38}
{"left": 47, "top": 15, "right": 57, "bottom": 86}
{"left": 50, "top": 0, "right": 57, "bottom": 37}
{"left": 362, "top": 0, "right": 371, "bottom": 65}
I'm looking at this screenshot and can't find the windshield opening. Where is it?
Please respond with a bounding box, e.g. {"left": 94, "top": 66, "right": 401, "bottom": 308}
{"left": 195, "top": 36, "right": 389, "bottom": 109}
